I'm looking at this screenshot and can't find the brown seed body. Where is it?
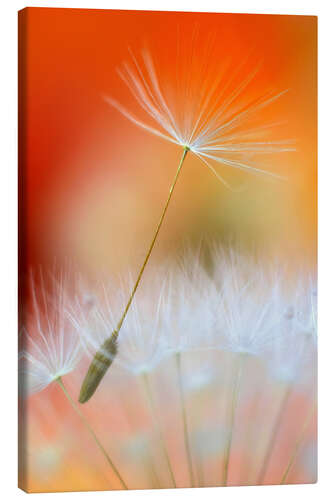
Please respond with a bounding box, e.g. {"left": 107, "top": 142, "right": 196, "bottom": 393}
{"left": 79, "top": 333, "right": 118, "bottom": 403}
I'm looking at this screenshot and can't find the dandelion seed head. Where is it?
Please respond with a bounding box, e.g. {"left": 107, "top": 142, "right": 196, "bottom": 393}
{"left": 116, "top": 295, "right": 169, "bottom": 375}
{"left": 69, "top": 245, "right": 316, "bottom": 389}
{"left": 170, "top": 248, "right": 317, "bottom": 382}
{"left": 268, "top": 276, "right": 317, "bottom": 384}
{"left": 199, "top": 248, "right": 282, "bottom": 357}
{"left": 18, "top": 270, "right": 82, "bottom": 398}
{"left": 105, "top": 34, "right": 293, "bottom": 187}
{"left": 156, "top": 246, "right": 283, "bottom": 359}
{"left": 161, "top": 258, "right": 219, "bottom": 356}
{"left": 216, "top": 291, "right": 280, "bottom": 357}
{"left": 72, "top": 277, "right": 169, "bottom": 376}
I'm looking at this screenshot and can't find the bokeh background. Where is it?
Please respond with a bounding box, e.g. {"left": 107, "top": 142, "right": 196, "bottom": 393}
{"left": 18, "top": 8, "right": 317, "bottom": 492}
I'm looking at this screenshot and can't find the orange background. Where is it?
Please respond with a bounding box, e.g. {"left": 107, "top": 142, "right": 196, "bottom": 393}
{"left": 18, "top": 8, "right": 317, "bottom": 492}
{"left": 19, "top": 8, "right": 317, "bottom": 279}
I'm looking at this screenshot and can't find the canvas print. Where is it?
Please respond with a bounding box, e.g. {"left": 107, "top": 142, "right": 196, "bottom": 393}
{"left": 18, "top": 8, "right": 317, "bottom": 492}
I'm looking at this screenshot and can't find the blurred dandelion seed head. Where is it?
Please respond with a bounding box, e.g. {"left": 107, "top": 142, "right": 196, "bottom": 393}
{"left": 72, "top": 247, "right": 317, "bottom": 385}
{"left": 20, "top": 245, "right": 317, "bottom": 489}
{"left": 71, "top": 277, "right": 169, "bottom": 376}
{"left": 161, "top": 260, "right": 219, "bottom": 356}
{"left": 18, "top": 271, "right": 82, "bottom": 397}
{"left": 268, "top": 277, "right": 317, "bottom": 384}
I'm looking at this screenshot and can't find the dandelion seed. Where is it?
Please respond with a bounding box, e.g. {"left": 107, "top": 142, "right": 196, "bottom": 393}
{"left": 74, "top": 244, "right": 316, "bottom": 487}
{"left": 19, "top": 270, "right": 128, "bottom": 490}
{"left": 80, "top": 35, "right": 293, "bottom": 403}
{"left": 161, "top": 247, "right": 284, "bottom": 359}
{"left": 212, "top": 254, "right": 282, "bottom": 358}
{"left": 72, "top": 276, "right": 180, "bottom": 486}
{"left": 174, "top": 248, "right": 286, "bottom": 486}
{"left": 105, "top": 41, "right": 293, "bottom": 184}
{"left": 18, "top": 270, "right": 82, "bottom": 397}
{"left": 79, "top": 145, "right": 188, "bottom": 402}
{"left": 71, "top": 278, "right": 169, "bottom": 377}
{"left": 161, "top": 258, "right": 219, "bottom": 356}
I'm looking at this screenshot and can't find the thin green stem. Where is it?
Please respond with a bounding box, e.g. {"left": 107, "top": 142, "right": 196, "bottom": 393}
{"left": 175, "top": 351, "right": 195, "bottom": 487}
{"left": 115, "top": 147, "right": 189, "bottom": 334}
{"left": 141, "top": 372, "right": 177, "bottom": 488}
{"left": 280, "top": 402, "right": 316, "bottom": 485}
{"left": 256, "top": 384, "right": 292, "bottom": 484}
{"left": 56, "top": 377, "right": 128, "bottom": 490}
{"left": 79, "top": 147, "right": 189, "bottom": 403}
{"left": 222, "top": 353, "right": 245, "bottom": 486}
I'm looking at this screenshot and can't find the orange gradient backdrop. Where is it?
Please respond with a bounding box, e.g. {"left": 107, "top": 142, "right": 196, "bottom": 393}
{"left": 20, "top": 8, "right": 317, "bottom": 280}
{"left": 18, "top": 8, "right": 317, "bottom": 492}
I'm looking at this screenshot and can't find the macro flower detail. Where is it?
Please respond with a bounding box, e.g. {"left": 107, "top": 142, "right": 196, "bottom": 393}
{"left": 80, "top": 37, "right": 295, "bottom": 404}
{"left": 105, "top": 46, "right": 294, "bottom": 185}
{"left": 215, "top": 279, "right": 281, "bottom": 358}
{"left": 70, "top": 279, "right": 169, "bottom": 377}
{"left": 268, "top": 278, "right": 317, "bottom": 384}
{"left": 161, "top": 258, "right": 219, "bottom": 356}
{"left": 18, "top": 274, "right": 82, "bottom": 397}
{"left": 18, "top": 9, "right": 317, "bottom": 494}
{"left": 18, "top": 272, "right": 128, "bottom": 489}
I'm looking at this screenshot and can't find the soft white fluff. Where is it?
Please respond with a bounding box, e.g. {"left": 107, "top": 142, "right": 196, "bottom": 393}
{"left": 105, "top": 42, "right": 294, "bottom": 187}
{"left": 19, "top": 271, "right": 82, "bottom": 397}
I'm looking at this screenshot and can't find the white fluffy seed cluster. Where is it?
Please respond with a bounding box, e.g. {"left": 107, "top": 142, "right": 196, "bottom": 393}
{"left": 19, "top": 248, "right": 317, "bottom": 396}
